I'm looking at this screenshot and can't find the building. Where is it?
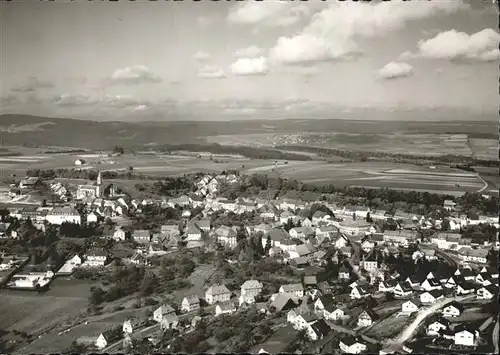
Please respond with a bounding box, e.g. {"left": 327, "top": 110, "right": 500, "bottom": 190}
{"left": 339, "top": 336, "right": 367, "bottom": 354}
{"left": 442, "top": 301, "right": 464, "bottom": 318}
{"left": 401, "top": 299, "right": 421, "bottom": 315}
{"left": 421, "top": 278, "right": 443, "bottom": 292}
{"left": 215, "top": 301, "right": 237, "bottom": 317}
{"left": 85, "top": 248, "right": 108, "bottom": 267}
{"left": 181, "top": 295, "right": 200, "bottom": 312}
{"left": 76, "top": 171, "right": 103, "bottom": 200}
{"left": 122, "top": 318, "right": 141, "bottom": 334}
{"left": 153, "top": 304, "right": 176, "bottom": 323}
{"left": 357, "top": 309, "right": 378, "bottom": 327}
{"left": 19, "top": 177, "right": 41, "bottom": 189}
{"left": 350, "top": 286, "right": 369, "bottom": 300}
{"left": 205, "top": 284, "right": 231, "bottom": 305}
{"left": 95, "top": 330, "right": 120, "bottom": 349}
{"left": 241, "top": 279, "right": 263, "bottom": 298}
{"left": 383, "top": 230, "right": 416, "bottom": 246}
{"left": 420, "top": 290, "right": 444, "bottom": 304}
{"left": 476, "top": 284, "right": 498, "bottom": 300}
{"left": 133, "top": 230, "right": 151, "bottom": 244}
{"left": 186, "top": 223, "right": 203, "bottom": 241}
{"left": 113, "top": 227, "right": 127, "bottom": 241}
{"left": 454, "top": 325, "right": 479, "bottom": 347}
{"left": 427, "top": 317, "right": 450, "bottom": 336}
{"left": 45, "top": 206, "right": 81, "bottom": 225}
{"left": 160, "top": 314, "right": 179, "bottom": 330}
{"left": 394, "top": 282, "right": 413, "bottom": 298}
{"left": 279, "top": 283, "right": 304, "bottom": 298}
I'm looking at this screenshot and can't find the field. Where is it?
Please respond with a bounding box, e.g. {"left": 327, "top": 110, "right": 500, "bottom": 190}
{"left": 364, "top": 314, "right": 414, "bottom": 340}
{"left": 0, "top": 146, "right": 493, "bottom": 198}
{"left": 205, "top": 132, "right": 497, "bottom": 160}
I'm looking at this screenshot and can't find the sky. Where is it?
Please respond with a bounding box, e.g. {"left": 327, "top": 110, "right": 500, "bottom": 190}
{"left": 1, "top": 0, "right": 499, "bottom": 121}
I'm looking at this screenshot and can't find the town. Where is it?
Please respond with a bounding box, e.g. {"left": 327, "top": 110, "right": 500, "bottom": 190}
{"left": 0, "top": 167, "right": 498, "bottom": 354}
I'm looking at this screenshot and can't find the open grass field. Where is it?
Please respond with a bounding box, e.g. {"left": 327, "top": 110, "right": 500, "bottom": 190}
{"left": 364, "top": 314, "right": 413, "bottom": 340}
{"left": 0, "top": 292, "right": 88, "bottom": 334}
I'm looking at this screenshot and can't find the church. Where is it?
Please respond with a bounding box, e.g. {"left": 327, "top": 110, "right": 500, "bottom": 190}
{"left": 76, "top": 171, "right": 103, "bottom": 200}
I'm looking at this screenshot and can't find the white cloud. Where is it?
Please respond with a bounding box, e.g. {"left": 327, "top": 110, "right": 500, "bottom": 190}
{"left": 378, "top": 62, "right": 414, "bottom": 80}
{"left": 11, "top": 77, "right": 54, "bottom": 92}
{"left": 104, "top": 95, "right": 150, "bottom": 108}
{"left": 109, "top": 65, "right": 162, "bottom": 85}
{"left": 227, "top": 0, "right": 318, "bottom": 27}
{"left": 198, "top": 65, "right": 226, "bottom": 79}
{"left": 0, "top": 94, "right": 21, "bottom": 106}
{"left": 54, "top": 94, "right": 98, "bottom": 107}
{"left": 233, "top": 46, "right": 263, "bottom": 58}
{"left": 414, "top": 29, "right": 500, "bottom": 62}
{"left": 194, "top": 51, "right": 211, "bottom": 61}
{"left": 269, "top": 0, "right": 468, "bottom": 65}
{"left": 230, "top": 57, "right": 270, "bottom": 76}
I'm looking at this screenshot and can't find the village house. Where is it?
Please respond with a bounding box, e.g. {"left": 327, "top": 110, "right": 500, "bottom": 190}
{"left": 214, "top": 225, "right": 238, "bottom": 248}
{"left": 85, "top": 248, "right": 108, "bottom": 267}
{"left": 456, "top": 282, "right": 476, "bottom": 295}
{"left": 95, "top": 330, "right": 121, "bottom": 349}
{"left": 205, "top": 284, "right": 231, "bottom": 305}
{"left": 476, "top": 284, "right": 498, "bottom": 300}
{"left": 280, "top": 211, "right": 295, "bottom": 225}
{"left": 87, "top": 211, "right": 99, "bottom": 224}
{"left": 340, "top": 246, "right": 353, "bottom": 258}
{"left": 430, "top": 232, "right": 461, "bottom": 250}
{"left": 186, "top": 223, "right": 203, "bottom": 241}
{"left": 279, "top": 283, "right": 304, "bottom": 298}
{"left": 215, "top": 301, "right": 237, "bottom": 317}
{"left": 394, "top": 282, "right": 413, "bottom": 298}
{"left": 122, "top": 318, "right": 141, "bottom": 334}
{"left": 383, "top": 230, "right": 416, "bottom": 246}
{"left": 442, "top": 301, "right": 464, "bottom": 318}
{"left": 339, "top": 336, "right": 367, "bottom": 354}
{"left": 334, "top": 234, "right": 350, "bottom": 249}
{"left": 443, "top": 199, "right": 456, "bottom": 211}
{"left": 357, "top": 309, "right": 378, "bottom": 327}
{"left": 480, "top": 266, "right": 499, "bottom": 279}
{"left": 181, "top": 295, "right": 200, "bottom": 312}
{"left": 46, "top": 206, "right": 82, "bottom": 225}
{"left": 19, "top": 177, "right": 41, "bottom": 189}
{"left": 262, "top": 229, "right": 290, "bottom": 249}
{"left": 350, "top": 286, "right": 369, "bottom": 300}
{"left": 401, "top": 299, "right": 421, "bottom": 316}
{"left": 153, "top": 304, "right": 176, "bottom": 323}
{"left": 454, "top": 324, "right": 479, "bottom": 347}
{"left": 160, "top": 314, "right": 179, "bottom": 330}
{"left": 289, "top": 226, "right": 314, "bottom": 240}
{"left": 360, "top": 257, "right": 378, "bottom": 273}
{"left": 378, "top": 279, "right": 398, "bottom": 293}
{"left": 312, "top": 211, "right": 331, "bottom": 225}
{"left": 307, "top": 319, "right": 331, "bottom": 341}
{"left": 288, "top": 243, "right": 315, "bottom": 260}
{"left": 444, "top": 275, "right": 466, "bottom": 289}
{"left": 338, "top": 265, "right": 351, "bottom": 280}
{"left": 241, "top": 279, "right": 263, "bottom": 298}
{"left": 290, "top": 312, "right": 318, "bottom": 331}
{"left": 269, "top": 294, "right": 298, "bottom": 313}
{"left": 338, "top": 219, "right": 374, "bottom": 236}
{"left": 421, "top": 278, "right": 443, "bottom": 292}
{"left": 457, "top": 247, "right": 489, "bottom": 264}
{"left": 133, "top": 230, "right": 151, "bottom": 244}
{"left": 420, "top": 290, "right": 444, "bottom": 305}
{"left": 259, "top": 204, "right": 279, "bottom": 220}
{"left": 427, "top": 317, "right": 450, "bottom": 336}
{"left": 113, "top": 227, "right": 127, "bottom": 241}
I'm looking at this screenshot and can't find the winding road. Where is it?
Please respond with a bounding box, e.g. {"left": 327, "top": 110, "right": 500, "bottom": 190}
{"left": 385, "top": 294, "right": 475, "bottom": 346}
{"left": 476, "top": 173, "right": 489, "bottom": 193}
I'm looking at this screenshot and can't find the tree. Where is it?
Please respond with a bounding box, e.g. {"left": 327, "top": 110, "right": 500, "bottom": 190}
{"left": 113, "top": 146, "right": 125, "bottom": 155}
{"left": 264, "top": 235, "right": 272, "bottom": 254}
{"left": 89, "top": 286, "right": 106, "bottom": 305}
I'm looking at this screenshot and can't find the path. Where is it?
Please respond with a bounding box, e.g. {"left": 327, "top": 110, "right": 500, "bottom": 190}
{"left": 476, "top": 173, "right": 488, "bottom": 193}
{"left": 385, "top": 294, "right": 475, "bottom": 346}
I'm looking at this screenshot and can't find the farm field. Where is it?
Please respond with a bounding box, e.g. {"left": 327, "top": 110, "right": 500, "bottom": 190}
{"left": 365, "top": 315, "right": 413, "bottom": 340}
{"left": 0, "top": 147, "right": 490, "bottom": 197}
{"left": 204, "top": 132, "right": 496, "bottom": 159}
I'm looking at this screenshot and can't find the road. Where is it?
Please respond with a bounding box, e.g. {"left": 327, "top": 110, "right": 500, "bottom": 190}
{"left": 431, "top": 246, "right": 459, "bottom": 269}
{"left": 476, "top": 173, "right": 489, "bottom": 193}
{"left": 493, "top": 315, "right": 499, "bottom": 355}
{"left": 385, "top": 294, "right": 475, "bottom": 346}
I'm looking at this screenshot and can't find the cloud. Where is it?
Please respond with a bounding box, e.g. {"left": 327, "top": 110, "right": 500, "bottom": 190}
{"left": 230, "top": 57, "right": 270, "bottom": 76}
{"left": 109, "top": 65, "right": 162, "bottom": 85}
{"left": 198, "top": 65, "right": 226, "bottom": 79}
{"left": 194, "top": 51, "right": 211, "bottom": 61}
{"left": 378, "top": 62, "right": 414, "bottom": 80}
{"left": 412, "top": 29, "right": 500, "bottom": 62}
{"left": 0, "top": 94, "right": 21, "bottom": 106}
{"left": 233, "top": 46, "right": 264, "bottom": 58}
{"left": 269, "top": 0, "right": 468, "bottom": 65}
{"left": 227, "top": 0, "right": 317, "bottom": 27}
{"left": 10, "top": 77, "right": 54, "bottom": 92}
{"left": 53, "top": 94, "right": 98, "bottom": 107}
{"left": 103, "top": 95, "right": 151, "bottom": 109}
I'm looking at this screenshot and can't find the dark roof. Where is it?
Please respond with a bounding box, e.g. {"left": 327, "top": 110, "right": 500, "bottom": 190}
{"left": 341, "top": 335, "right": 364, "bottom": 347}
{"left": 445, "top": 301, "right": 464, "bottom": 313}
{"left": 360, "top": 308, "right": 378, "bottom": 321}
{"left": 429, "top": 289, "right": 444, "bottom": 298}
{"left": 310, "top": 319, "right": 331, "bottom": 337}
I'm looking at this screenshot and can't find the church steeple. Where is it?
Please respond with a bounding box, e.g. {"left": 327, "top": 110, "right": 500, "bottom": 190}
{"left": 97, "top": 171, "right": 102, "bottom": 186}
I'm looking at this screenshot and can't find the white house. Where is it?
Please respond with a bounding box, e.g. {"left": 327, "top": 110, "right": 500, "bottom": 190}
{"left": 181, "top": 295, "right": 200, "bottom": 312}
{"left": 421, "top": 278, "right": 443, "bottom": 292}
{"left": 85, "top": 248, "right": 108, "bottom": 267}
{"left": 45, "top": 206, "right": 81, "bottom": 225}
{"left": 241, "top": 279, "right": 263, "bottom": 298}
{"left": 394, "top": 282, "right": 413, "bottom": 298}
{"left": 442, "top": 302, "right": 464, "bottom": 318}
{"left": 205, "top": 284, "right": 231, "bottom": 305}
{"left": 427, "top": 318, "right": 450, "bottom": 336}
{"left": 279, "top": 283, "right": 304, "bottom": 298}
{"left": 357, "top": 309, "right": 378, "bottom": 327}
{"left": 153, "top": 304, "right": 176, "bottom": 323}
{"left": 160, "top": 314, "right": 179, "bottom": 331}
{"left": 476, "top": 285, "right": 497, "bottom": 300}
{"left": 420, "top": 290, "right": 444, "bottom": 305}
{"left": 454, "top": 326, "right": 478, "bottom": 347}
{"left": 339, "top": 337, "right": 367, "bottom": 354}
{"left": 350, "top": 286, "right": 369, "bottom": 300}
{"left": 186, "top": 223, "right": 203, "bottom": 241}
{"left": 401, "top": 299, "right": 421, "bottom": 315}
{"left": 87, "top": 211, "right": 99, "bottom": 224}
{"left": 122, "top": 319, "right": 141, "bottom": 334}
{"left": 215, "top": 301, "right": 237, "bottom": 317}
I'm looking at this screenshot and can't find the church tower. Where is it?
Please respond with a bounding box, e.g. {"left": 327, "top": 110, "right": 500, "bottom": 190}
{"left": 96, "top": 171, "right": 103, "bottom": 197}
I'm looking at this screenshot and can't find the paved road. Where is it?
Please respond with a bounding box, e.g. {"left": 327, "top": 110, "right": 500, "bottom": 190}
{"left": 385, "top": 294, "right": 475, "bottom": 346}
{"left": 476, "top": 173, "right": 489, "bottom": 193}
